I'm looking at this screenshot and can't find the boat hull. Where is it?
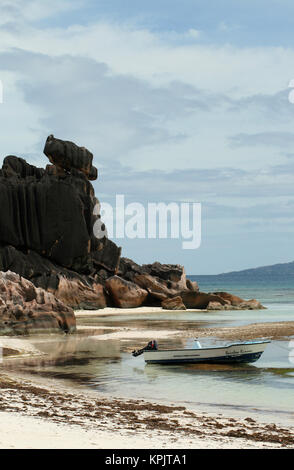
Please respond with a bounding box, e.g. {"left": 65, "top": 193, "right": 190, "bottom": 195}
{"left": 143, "top": 341, "right": 270, "bottom": 365}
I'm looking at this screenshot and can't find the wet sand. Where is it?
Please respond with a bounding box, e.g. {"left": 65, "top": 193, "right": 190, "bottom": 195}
{"left": 77, "top": 307, "right": 294, "bottom": 343}
{"left": 176, "top": 320, "right": 294, "bottom": 341}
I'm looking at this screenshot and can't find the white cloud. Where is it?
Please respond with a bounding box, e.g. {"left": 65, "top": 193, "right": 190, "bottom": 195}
{"left": 0, "top": 18, "right": 293, "bottom": 175}
{"left": 0, "top": 16, "right": 293, "bottom": 97}
{"left": 187, "top": 28, "right": 200, "bottom": 39}
{"left": 0, "top": 5, "right": 294, "bottom": 270}
{"left": 0, "top": 0, "right": 80, "bottom": 24}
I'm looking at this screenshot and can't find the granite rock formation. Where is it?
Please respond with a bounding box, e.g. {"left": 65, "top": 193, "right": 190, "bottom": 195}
{"left": 118, "top": 258, "right": 195, "bottom": 304}
{"left": 161, "top": 296, "right": 186, "bottom": 310}
{"left": 180, "top": 291, "right": 227, "bottom": 309}
{"left": 0, "top": 134, "right": 264, "bottom": 334}
{"left": 43, "top": 134, "right": 98, "bottom": 180}
{"left": 105, "top": 276, "right": 148, "bottom": 308}
{"left": 0, "top": 271, "right": 76, "bottom": 335}
{"left": 210, "top": 292, "right": 265, "bottom": 310}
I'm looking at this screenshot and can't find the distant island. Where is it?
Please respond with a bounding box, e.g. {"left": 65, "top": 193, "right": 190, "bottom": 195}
{"left": 191, "top": 261, "right": 294, "bottom": 282}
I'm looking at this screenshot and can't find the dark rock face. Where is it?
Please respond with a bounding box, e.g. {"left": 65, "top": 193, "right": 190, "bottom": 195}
{"left": 43, "top": 134, "right": 97, "bottom": 180}
{"left": 0, "top": 271, "right": 76, "bottom": 335}
{"left": 2, "top": 155, "right": 45, "bottom": 179}
{"left": 92, "top": 239, "right": 121, "bottom": 273}
{"left": 0, "top": 160, "right": 95, "bottom": 271}
{"left": 0, "top": 136, "right": 122, "bottom": 317}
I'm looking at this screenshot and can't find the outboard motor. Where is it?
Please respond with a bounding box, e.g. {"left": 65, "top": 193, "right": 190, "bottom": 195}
{"left": 132, "top": 340, "right": 158, "bottom": 357}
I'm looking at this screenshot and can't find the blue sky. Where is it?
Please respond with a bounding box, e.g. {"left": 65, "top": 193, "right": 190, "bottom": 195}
{"left": 1, "top": 0, "right": 294, "bottom": 274}
{"left": 39, "top": 0, "right": 294, "bottom": 47}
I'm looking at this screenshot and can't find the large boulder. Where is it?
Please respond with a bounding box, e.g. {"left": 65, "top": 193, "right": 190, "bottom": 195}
{"left": 0, "top": 245, "right": 107, "bottom": 309}
{"left": 212, "top": 292, "right": 245, "bottom": 306}
{"left": 120, "top": 258, "right": 195, "bottom": 304}
{"left": 53, "top": 276, "right": 107, "bottom": 310}
{"left": 92, "top": 239, "right": 122, "bottom": 273}
{"left": 206, "top": 301, "right": 226, "bottom": 311}
{"left": 0, "top": 271, "right": 76, "bottom": 335}
{"left": 161, "top": 296, "right": 186, "bottom": 311}
{"left": 181, "top": 291, "right": 265, "bottom": 310}
{"left": 141, "top": 262, "right": 187, "bottom": 288}
{"left": 105, "top": 276, "right": 148, "bottom": 308}
{"left": 186, "top": 278, "right": 199, "bottom": 292}
{"left": 43, "top": 134, "right": 98, "bottom": 180}
{"left": 212, "top": 292, "right": 265, "bottom": 310}
{"left": 180, "top": 291, "right": 228, "bottom": 309}
{"left": 134, "top": 273, "right": 176, "bottom": 301}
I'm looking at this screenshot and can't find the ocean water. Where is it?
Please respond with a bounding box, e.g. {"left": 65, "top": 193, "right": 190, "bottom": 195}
{"left": 193, "top": 277, "right": 294, "bottom": 306}
{"left": 2, "top": 280, "right": 294, "bottom": 424}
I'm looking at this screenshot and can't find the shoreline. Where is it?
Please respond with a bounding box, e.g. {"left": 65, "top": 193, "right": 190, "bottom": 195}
{"left": 75, "top": 306, "right": 208, "bottom": 317}
{"left": 75, "top": 306, "right": 294, "bottom": 343}
{"left": 0, "top": 312, "right": 294, "bottom": 449}
{"left": 0, "top": 371, "right": 293, "bottom": 449}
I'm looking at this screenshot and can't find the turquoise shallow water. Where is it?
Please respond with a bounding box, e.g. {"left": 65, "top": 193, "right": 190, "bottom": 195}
{"left": 194, "top": 278, "right": 294, "bottom": 306}
{"left": 3, "top": 280, "right": 294, "bottom": 424}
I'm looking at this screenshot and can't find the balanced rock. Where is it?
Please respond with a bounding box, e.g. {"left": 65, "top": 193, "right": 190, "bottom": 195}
{"left": 44, "top": 134, "right": 98, "bottom": 180}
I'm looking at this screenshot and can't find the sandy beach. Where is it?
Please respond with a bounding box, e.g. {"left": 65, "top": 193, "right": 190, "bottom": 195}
{"left": 0, "top": 308, "right": 294, "bottom": 449}
{"left": 0, "top": 370, "right": 293, "bottom": 449}
{"left": 76, "top": 307, "right": 294, "bottom": 341}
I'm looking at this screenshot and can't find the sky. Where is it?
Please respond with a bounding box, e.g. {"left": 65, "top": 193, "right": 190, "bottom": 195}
{"left": 1, "top": 0, "right": 294, "bottom": 274}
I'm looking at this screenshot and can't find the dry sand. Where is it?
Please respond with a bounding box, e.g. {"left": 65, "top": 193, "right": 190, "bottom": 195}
{"left": 75, "top": 306, "right": 207, "bottom": 317}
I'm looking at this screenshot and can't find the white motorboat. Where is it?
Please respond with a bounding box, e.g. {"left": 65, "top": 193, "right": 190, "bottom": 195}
{"left": 132, "top": 339, "right": 270, "bottom": 364}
